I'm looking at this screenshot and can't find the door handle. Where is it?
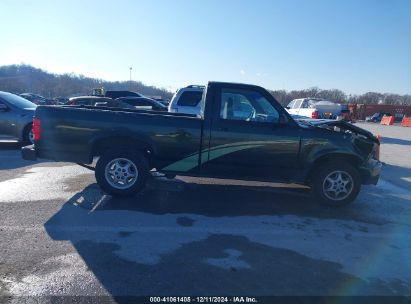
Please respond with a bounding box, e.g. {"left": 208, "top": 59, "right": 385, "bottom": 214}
{"left": 218, "top": 127, "right": 229, "bottom": 131}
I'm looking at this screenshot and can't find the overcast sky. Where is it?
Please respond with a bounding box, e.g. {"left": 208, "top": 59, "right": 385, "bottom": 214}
{"left": 0, "top": 0, "right": 410, "bottom": 94}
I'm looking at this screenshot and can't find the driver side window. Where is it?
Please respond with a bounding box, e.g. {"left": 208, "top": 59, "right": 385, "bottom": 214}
{"left": 219, "top": 88, "right": 279, "bottom": 123}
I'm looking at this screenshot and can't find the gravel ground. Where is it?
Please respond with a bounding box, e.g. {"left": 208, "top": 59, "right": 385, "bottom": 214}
{"left": 356, "top": 122, "right": 411, "bottom": 189}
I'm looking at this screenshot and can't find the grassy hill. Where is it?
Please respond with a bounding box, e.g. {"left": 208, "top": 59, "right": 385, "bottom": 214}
{"left": 0, "top": 64, "right": 173, "bottom": 99}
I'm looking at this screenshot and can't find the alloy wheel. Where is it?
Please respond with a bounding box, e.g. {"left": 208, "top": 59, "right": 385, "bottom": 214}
{"left": 322, "top": 170, "right": 354, "bottom": 201}
{"left": 104, "top": 158, "right": 138, "bottom": 190}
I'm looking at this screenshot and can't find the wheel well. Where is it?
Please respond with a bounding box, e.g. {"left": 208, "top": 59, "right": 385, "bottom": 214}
{"left": 306, "top": 154, "right": 361, "bottom": 184}
{"left": 91, "top": 137, "right": 155, "bottom": 168}
{"left": 22, "top": 123, "right": 32, "bottom": 140}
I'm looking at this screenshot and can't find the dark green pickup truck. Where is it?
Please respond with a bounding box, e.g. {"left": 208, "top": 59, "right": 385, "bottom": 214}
{"left": 22, "top": 82, "right": 381, "bottom": 206}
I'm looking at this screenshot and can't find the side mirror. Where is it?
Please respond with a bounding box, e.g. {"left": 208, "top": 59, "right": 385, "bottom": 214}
{"left": 285, "top": 106, "right": 290, "bottom": 110}
{"left": 0, "top": 103, "right": 9, "bottom": 112}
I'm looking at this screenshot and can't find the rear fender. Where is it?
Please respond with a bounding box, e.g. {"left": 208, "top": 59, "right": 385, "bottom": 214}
{"left": 89, "top": 130, "right": 157, "bottom": 165}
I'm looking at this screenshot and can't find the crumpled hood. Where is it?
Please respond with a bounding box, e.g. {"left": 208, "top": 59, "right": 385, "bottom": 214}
{"left": 295, "top": 118, "right": 380, "bottom": 144}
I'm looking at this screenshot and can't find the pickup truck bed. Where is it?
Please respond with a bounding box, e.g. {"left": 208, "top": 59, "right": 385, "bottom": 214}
{"left": 32, "top": 105, "right": 203, "bottom": 170}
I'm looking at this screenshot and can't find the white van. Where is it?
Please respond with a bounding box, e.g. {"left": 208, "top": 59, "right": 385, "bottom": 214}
{"left": 168, "top": 85, "right": 204, "bottom": 115}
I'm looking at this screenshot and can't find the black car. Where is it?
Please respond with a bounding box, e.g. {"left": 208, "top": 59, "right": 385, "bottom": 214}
{"left": 104, "top": 90, "right": 143, "bottom": 99}
{"left": 365, "top": 112, "right": 392, "bottom": 123}
{"left": 20, "top": 93, "right": 56, "bottom": 105}
{"left": 54, "top": 97, "right": 69, "bottom": 105}
{"left": 114, "top": 97, "right": 167, "bottom": 111}
{"left": 67, "top": 96, "right": 114, "bottom": 106}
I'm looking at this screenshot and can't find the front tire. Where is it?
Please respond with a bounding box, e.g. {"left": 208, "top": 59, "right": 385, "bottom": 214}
{"left": 95, "top": 149, "right": 149, "bottom": 196}
{"left": 311, "top": 161, "right": 361, "bottom": 207}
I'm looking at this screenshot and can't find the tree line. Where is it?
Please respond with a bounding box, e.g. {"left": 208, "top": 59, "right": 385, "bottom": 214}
{"left": 0, "top": 64, "right": 173, "bottom": 99}
{"left": 0, "top": 64, "right": 410, "bottom": 105}
{"left": 270, "top": 87, "right": 411, "bottom": 107}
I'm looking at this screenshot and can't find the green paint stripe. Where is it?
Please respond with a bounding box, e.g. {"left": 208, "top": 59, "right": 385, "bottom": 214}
{"left": 204, "top": 145, "right": 263, "bottom": 164}
{"left": 163, "top": 143, "right": 264, "bottom": 172}
{"left": 162, "top": 154, "right": 200, "bottom": 172}
{"left": 183, "top": 141, "right": 274, "bottom": 159}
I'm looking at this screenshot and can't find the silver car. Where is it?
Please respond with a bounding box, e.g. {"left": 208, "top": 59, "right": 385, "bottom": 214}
{"left": 0, "top": 91, "right": 37, "bottom": 144}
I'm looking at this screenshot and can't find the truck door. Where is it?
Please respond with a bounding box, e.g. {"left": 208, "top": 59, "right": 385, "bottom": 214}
{"left": 202, "top": 84, "right": 301, "bottom": 182}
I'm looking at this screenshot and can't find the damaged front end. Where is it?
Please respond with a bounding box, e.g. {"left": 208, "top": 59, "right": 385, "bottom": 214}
{"left": 300, "top": 119, "right": 382, "bottom": 185}
{"left": 311, "top": 120, "right": 380, "bottom": 160}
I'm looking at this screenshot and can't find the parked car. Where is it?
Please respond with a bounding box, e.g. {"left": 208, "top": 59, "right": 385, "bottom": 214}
{"left": 93, "top": 97, "right": 167, "bottom": 111}
{"left": 168, "top": 85, "right": 204, "bottom": 115}
{"left": 66, "top": 96, "right": 113, "bottom": 106}
{"left": 114, "top": 97, "right": 167, "bottom": 111}
{"left": 54, "top": 97, "right": 69, "bottom": 105}
{"left": 0, "top": 91, "right": 36, "bottom": 144}
{"left": 20, "top": 93, "right": 56, "bottom": 105}
{"left": 286, "top": 98, "right": 342, "bottom": 119}
{"left": 149, "top": 96, "right": 170, "bottom": 106}
{"left": 20, "top": 93, "right": 45, "bottom": 104}
{"left": 104, "top": 90, "right": 143, "bottom": 99}
{"left": 336, "top": 109, "right": 355, "bottom": 123}
{"left": 365, "top": 112, "right": 392, "bottom": 123}
{"left": 22, "top": 81, "right": 381, "bottom": 206}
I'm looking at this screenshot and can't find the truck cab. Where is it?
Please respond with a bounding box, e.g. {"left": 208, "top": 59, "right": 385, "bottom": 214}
{"left": 194, "top": 82, "right": 300, "bottom": 181}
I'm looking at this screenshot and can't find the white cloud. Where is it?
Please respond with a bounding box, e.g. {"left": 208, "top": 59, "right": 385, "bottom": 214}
{"left": 240, "top": 69, "right": 246, "bottom": 75}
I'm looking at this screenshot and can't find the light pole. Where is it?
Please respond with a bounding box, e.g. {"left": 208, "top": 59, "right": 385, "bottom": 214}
{"left": 129, "top": 67, "right": 133, "bottom": 90}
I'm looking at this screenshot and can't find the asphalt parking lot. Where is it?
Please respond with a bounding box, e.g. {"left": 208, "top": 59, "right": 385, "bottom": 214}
{"left": 0, "top": 122, "right": 410, "bottom": 300}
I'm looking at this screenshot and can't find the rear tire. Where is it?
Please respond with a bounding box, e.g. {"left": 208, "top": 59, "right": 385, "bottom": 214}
{"left": 311, "top": 161, "right": 361, "bottom": 207}
{"left": 95, "top": 149, "right": 149, "bottom": 196}
{"left": 23, "top": 125, "right": 34, "bottom": 145}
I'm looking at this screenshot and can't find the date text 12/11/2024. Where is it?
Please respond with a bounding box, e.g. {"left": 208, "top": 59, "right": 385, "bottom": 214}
{"left": 149, "top": 297, "right": 258, "bottom": 303}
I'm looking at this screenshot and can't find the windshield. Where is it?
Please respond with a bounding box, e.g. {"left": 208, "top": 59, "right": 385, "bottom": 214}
{"left": 1, "top": 92, "right": 37, "bottom": 109}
